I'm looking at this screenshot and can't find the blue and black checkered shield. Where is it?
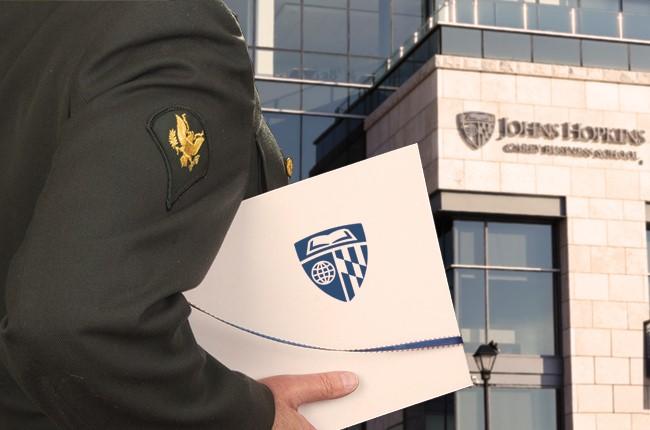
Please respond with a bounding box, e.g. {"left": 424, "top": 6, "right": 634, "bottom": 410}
{"left": 294, "top": 224, "right": 368, "bottom": 302}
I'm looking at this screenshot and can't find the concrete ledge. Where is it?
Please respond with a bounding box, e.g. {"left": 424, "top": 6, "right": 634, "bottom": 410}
{"left": 431, "top": 190, "right": 565, "bottom": 217}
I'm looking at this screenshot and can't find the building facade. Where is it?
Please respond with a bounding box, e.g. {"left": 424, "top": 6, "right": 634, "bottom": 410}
{"left": 225, "top": 1, "right": 650, "bottom": 429}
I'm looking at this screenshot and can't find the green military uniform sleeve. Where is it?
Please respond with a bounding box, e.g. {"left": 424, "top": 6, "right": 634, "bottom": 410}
{"left": 0, "top": 1, "right": 275, "bottom": 428}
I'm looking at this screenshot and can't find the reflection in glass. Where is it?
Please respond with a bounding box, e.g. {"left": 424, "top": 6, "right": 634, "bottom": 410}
{"left": 580, "top": 0, "right": 620, "bottom": 10}
{"left": 582, "top": 40, "right": 629, "bottom": 70}
{"left": 488, "top": 271, "right": 555, "bottom": 355}
{"left": 495, "top": 0, "right": 525, "bottom": 29}
{"left": 491, "top": 388, "right": 557, "bottom": 430}
{"left": 624, "top": 0, "right": 650, "bottom": 14}
{"left": 302, "top": 85, "right": 349, "bottom": 113}
{"left": 453, "top": 221, "right": 485, "bottom": 265}
{"left": 403, "top": 391, "right": 455, "bottom": 429}
{"left": 487, "top": 222, "right": 552, "bottom": 268}
{"left": 303, "top": 1, "right": 347, "bottom": 54}
{"left": 454, "top": 269, "right": 486, "bottom": 353}
{"left": 349, "top": 56, "right": 384, "bottom": 84}
{"left": 256, "top": 0, "right": 301, "bottom": 50}
{"left": 456, "top": 0, "right": 475, "bottom": 24}
{"left": 533, "top": 35, "right": 580, "bottom": 66}
{"left": 264, "top": 113, "right": 301, "bottom": 184}
{"left": 301, "top": 116, "right": 336, "bottom": 178}
{"left": 456, "top": 387, "right": 484, "bottom": 430}
{"left": 483, "top": 31, "right": 531, "bottom": 62}
{"left": 254, "top": 49, "right": 301, "bottom": 79}
{"left": 302, "top": 53, "right": 348, "bottom": 82}
{"left": 529, "top": 4, "right": 573, "bottom": 33}
{"left": 350, "top": 2, "right": 392, "bottom": 57}
{"left": 256, "top": 81, "right": 301, "bottom": 109}
{"left": 392, "top": 0, "right": 423, "bottom": 53}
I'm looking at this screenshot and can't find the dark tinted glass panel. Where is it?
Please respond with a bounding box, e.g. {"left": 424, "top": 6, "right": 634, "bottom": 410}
{"left": 456, "top": 387, "right": 484, "bottom": 430}
{"left": 256, "top": 81, "right": 301, "bottom": 109}
{"left": 492, "top": 388, "right": 558, "bottom": 430}
{"left": 302, "top": 116, "right": 336, "bottom": 179}
{"left": 582, "top": 40, "right": 629, "bottom": 70}
{"left": 487, "top": 222, "right": 552, "bottom": 268}
{"left": 630, "top": 45, "right": 650, "bottom": 72}
{"left": 454, "top": 269, "right": 486, "bottom": 353}
{"left": 484, "top": 31, "right": 531, "bottom": 62}
{"left": 578, "top": 8, "right": 619, "bottom": 37}
{"left": 533, "top": 35, "right": 580, "bottom": 66}
{"left": 302, "top": 53, "right": 348, "bottom": 82}
{"left": 441, "top": 27, "right": 482, "bottom": 58}
{"left": 488, "top": 271, "right": 555, "bottom": 355}
{"left": 623, "top": 14, "right": 650, "bottom": 40}
{"left": 254, "top": 49, "right": 301, "bottom": 79}
{"left": 403, "top": 392, "right": 455, "bottom": 429}
{"left": 302, "top": 85, "right": 349, "bottom": 113}
{"left": 264, "top": 113, "right": 301, "bottom": 184}
{"left": 624, "top": 0, "right": 650, "bottom": 13}
{"left": 303, "top": 2, "right": 347, "bottom": 54}
{"left": 453, "top": 221, "right": 485, "bottom": 265}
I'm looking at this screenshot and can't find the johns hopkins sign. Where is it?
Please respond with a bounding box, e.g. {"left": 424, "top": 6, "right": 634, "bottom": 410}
{"left": 456, "top": 111, "right": 645, "bottom": 164}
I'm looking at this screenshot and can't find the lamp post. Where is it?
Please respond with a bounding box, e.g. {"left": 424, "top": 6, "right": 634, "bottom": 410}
{"left": 473, "top": 341, "right": 499, "bottom": 430}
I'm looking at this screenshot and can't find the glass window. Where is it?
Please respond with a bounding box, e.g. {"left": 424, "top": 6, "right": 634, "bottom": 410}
{"left": 350, "top": 1, "right": 392, "bottom": 57}
{"left": 455, "top": 269, "right": 486, "bottom": 354}
{"left": 264, "top": 113, "right": 301, "bottom": 183}
{"left": 302, "top": 52, "right": 348, "bottom": 82}
{"left": 578, "top": 7, "right": 619, "bottom": 38}
{"left": 623, "top": 15, "right": 650, "bottom": 40}
{"left": 441, "top": 27, "right": 482, "bottom": 58}
{"left": 303, "top": 1, "right": 348, "bottom": 54}
{"left": 302, "top": 85, "right": 349, "bottom": 113}
{"left": 533, "top": 35, "right": 580, "bottom": 66}
{"left": 256, "top": 0, "right": 301, "bottom": 50}
{"left": 392, "top": 0, "right": 423, "bottom": 52}
{"left": 454, "top": 221, "right": 485, "bottom": 265}
{"left": 256, "top": 81, "right": 301, "bottom": 109}
{"left": 487, "top": 222, "right": 553, "bottom": 268}
{"left": 495, "top": 0, "right": 526, "bottom": 29}
{"left": 488, "top": 271, "right": 555, "bottom": 355}
{"left": 491, "top": 388, "right": 558, "bottom": 430}
{"left": 445, "top": 220, "right": 556, "bottom": 356}
{"left": 581, "top": 0, "right": 620, "bottom": 10}
{"left": 349, "top": 56, "right": 384, "bottom": 84}
{"left": 456, "top": 0, "right": 476, "bottom": 24}
{"left": 301, "top": 116, "right": 336, "bottom": 179}
{"left": 582, "top": 40, "right": 629, "bottom": 70}
{"left": 630, "top": 45, "right": 650, "bottom": 72}
{"left": 254, "top": 49, "right": 302, "bottom": 79}
{"left": 530, "top": 3, "right": 573, "bottom": 33}
{"left": 483, "top": 31, "right": 531, "bottom": 62}
{"left": 624, "top": 0, "right": 650, "bottom": 14}
{"left": 456, "top": 387, "right": 484, "bottom": 430}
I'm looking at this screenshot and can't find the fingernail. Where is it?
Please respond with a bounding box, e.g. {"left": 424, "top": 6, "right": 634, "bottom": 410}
{"left": 340, "top": 372, "right": 359, "bottom": 391}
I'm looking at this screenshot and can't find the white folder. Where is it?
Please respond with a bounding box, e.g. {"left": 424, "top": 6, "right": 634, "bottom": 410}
{"left": 185, "top": 145, "right": 471, "bottom": 429}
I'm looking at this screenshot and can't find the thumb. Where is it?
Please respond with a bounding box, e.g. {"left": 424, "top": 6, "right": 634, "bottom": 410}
{"left": 284, "top": 371, "right": 359, "bottom": 408}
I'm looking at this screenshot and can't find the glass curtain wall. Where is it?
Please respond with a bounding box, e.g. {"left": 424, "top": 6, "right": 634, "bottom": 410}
{"left": 226, "top": 0, "right": 425, "bottom": 181}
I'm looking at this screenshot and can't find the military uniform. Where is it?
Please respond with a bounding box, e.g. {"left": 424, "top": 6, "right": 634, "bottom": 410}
{"left": 0, "top": 1, "right": 288, "bottom": 428}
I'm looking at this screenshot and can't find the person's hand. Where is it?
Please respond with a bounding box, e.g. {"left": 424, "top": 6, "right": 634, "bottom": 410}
{"left": 259, "top": 371, "right": 359, "bottom": 430}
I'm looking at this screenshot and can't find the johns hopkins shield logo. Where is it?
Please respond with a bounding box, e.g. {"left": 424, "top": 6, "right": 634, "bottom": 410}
{"left": 294, "top": 224, "right": 368, "bottom": 302}
{"left": 457, "top": 111, "right": 495, "bottom": 150}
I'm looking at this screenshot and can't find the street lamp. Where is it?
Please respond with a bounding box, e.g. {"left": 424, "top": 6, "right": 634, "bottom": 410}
{"left": 473, "top": 341, "right": 499, "bottom": 430}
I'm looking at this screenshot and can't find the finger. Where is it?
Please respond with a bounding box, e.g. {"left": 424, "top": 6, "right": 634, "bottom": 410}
{"left": 284, "top": 371, "right": 359, "bottom": 407}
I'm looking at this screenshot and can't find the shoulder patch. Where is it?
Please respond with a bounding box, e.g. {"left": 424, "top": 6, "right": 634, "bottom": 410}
{"left": 147, "top": 107, "right": 210, "bottom": 210}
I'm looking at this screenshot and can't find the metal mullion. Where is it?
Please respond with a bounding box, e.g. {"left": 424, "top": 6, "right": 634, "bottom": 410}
{"left": 449, "top": 264, "right": 560, "bottom": 273}
{"left": 484, "top": 221, "right": 489, "bottom": 347}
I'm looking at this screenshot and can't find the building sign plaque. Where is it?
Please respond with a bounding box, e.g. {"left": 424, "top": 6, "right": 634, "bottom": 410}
{"left": 456, "top": 112, "right": 645, "bottom": 164}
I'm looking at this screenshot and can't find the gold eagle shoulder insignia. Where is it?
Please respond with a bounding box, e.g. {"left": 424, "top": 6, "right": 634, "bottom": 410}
{"left": 168, "top": 113, "right": 205, "bottom": 171}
